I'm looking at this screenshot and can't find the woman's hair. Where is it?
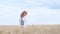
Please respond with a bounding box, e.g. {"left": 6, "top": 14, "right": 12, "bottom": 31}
{"left": 20, "top": 11, "right": 27, "bottom": 18}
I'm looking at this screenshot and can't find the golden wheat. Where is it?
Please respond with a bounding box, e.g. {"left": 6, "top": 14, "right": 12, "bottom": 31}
{"left": 0, "top": 25, "right": 60, "bottom": 34}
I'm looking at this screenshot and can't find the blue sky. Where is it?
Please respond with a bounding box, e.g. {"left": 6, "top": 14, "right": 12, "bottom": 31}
{"left": 0, "top": 0, "right": 60, "bottom": 25}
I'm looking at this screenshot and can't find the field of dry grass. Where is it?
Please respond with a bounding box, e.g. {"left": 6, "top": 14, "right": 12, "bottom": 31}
{"left": 0, "top": 25, "right": 60, "bottom": 34}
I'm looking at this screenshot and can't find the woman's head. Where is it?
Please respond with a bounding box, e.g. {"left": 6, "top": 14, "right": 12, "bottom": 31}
{"left": 20, "top": 11, "right": 27, "bottom": 18}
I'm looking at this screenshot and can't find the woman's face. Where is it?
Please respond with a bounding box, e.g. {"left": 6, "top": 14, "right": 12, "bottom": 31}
{"left": 23, "top": 12, "right": 27, "bottom": 16}
{"left": 20, "top": 11, "right": 27, "bottom": 18}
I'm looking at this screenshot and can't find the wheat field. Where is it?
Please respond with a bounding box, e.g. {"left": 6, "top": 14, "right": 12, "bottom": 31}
{"left": 0, "top": 25, "right": 60, "bottom": 34}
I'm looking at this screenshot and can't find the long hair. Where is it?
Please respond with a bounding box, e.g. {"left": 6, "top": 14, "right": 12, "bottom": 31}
{"left": 20, "top": 11, "right": 27, "bottom": 18}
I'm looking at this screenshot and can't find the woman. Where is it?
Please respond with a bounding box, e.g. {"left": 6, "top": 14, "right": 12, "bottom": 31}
{"left": 20, "top": 11, "right": 27, "bottom": 27}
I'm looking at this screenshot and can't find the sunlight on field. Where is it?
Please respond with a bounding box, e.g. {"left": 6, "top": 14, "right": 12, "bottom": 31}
{"left": 0, "top": 25, "right": 60, "bottom": 34}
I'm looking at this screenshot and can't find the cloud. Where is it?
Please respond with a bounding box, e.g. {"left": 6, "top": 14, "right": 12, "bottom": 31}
{"left": 0, "top": 4, "right": 17, "bottom": 19}
{"left": 25, "top": 7, "right": 60, "bottom": 25}
{"left": 25, "top": 0, "right": 60, "bottom": 5}
{"left": 28, "top": 7, "right": 60, "bottom": 15}
{"left": 25, "top": 0, "right": 60, "bottom": 9}
{"left": 0, "top": 14, "right": 12, "bottom": 19}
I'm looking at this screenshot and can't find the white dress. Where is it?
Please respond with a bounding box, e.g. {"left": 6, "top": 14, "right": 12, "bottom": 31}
{"left": 19, "top": 18, "right": 25, "bottom": 27}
